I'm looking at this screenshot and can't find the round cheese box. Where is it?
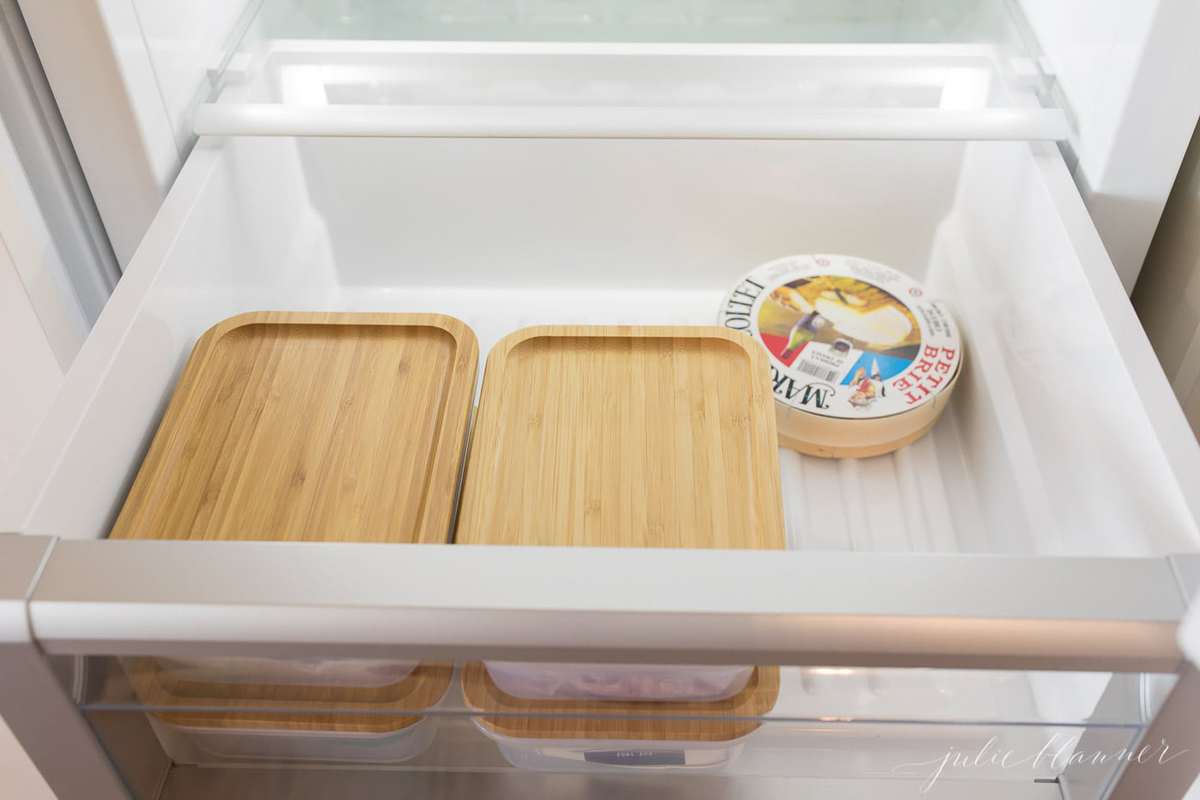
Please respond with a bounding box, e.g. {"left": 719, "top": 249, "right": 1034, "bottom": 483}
{"left": 720, "top": 255, "right": 964, "bottom": 458}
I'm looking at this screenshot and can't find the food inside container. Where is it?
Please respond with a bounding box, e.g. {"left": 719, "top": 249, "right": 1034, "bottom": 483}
{"left": 147, "top": 717, "right": 439, "bottom": 765}
{"left": 153, "top": 657, "right": 417, "bottom": 689}
{"left": 455, "top": 326, "right": 786, "bottom": 700}
{"left": 720, "top": 254, "right": 963, "bottom": 458}
{"left": 462, "top": 662, "right": 780, "bottom": 772}
{"left": 484, "top": 662, "right": 755, "bottom": 702}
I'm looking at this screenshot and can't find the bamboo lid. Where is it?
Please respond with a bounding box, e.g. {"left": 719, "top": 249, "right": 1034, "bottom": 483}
{"left": 128, "top": 661, "right": 453, "bottom": 734}
{"left": 456, "top": 325, "right": 785, "bottom": 550}
{"left": 111, "top": 311, "right": 478, "bottom": 544}
{"left": 462, "top": 663, "right": 780, "bottom": 742}
{"left": 110, "top": 312, "right": 474, "bottom": 732}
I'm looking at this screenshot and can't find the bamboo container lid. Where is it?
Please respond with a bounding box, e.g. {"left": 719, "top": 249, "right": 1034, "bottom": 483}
{"left": 461, "top": 663, "right": 780, "bottom": 741}
{"left": 126, "top": 660, "right": 452, "bottom": 734}
{"left": 456, "top": 325, "right": 785, "bottom": 550}
{"left": 720, "top": 255, "right": 963, "bottom": 458}
{"left": 111, "top": 311, "right": 478, "bottom": 544}
{"left": 109, "top": 311, "right": 476, "bottom": 731}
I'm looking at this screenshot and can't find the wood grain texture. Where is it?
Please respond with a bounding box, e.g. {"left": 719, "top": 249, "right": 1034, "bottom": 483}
{"left": 462, "top": 663, "right": 779, "bottom": 741}
{"left": 111, "top": 311, "right": 477, "bottom": 544}
{"left": 110, "top": 312, "right": 474, "bottom": 732}
{"left": 127, "top": 660, "right": 453, "bottom": 733}
{"left": 456, "top": 326, "right": 784, "bottom": 549}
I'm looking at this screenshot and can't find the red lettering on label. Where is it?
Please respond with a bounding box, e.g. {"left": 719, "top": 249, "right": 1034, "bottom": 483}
{"left": 935, "top": 359, "right": 953, "bottom": 374}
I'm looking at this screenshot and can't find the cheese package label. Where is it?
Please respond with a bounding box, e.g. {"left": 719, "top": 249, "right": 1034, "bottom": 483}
{"left": 721, "top": 255, "right": 962, "bottom": 421}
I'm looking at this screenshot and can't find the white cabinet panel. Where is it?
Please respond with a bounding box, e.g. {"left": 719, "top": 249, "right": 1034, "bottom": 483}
{"left": 0, "top": 219, "right": 62, "bottom": 484}
{"left": 1021, "top": 0, "right": 1200, "bottom": 292}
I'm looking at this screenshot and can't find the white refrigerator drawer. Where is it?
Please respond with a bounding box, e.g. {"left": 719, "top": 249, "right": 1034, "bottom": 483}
{"left": 5, "top": 3, "right": 1200, "bottom": 797}
{"left": 4, "top": 136, "right": 1199, "bottom": 799}
{"left": 5, "top": 135, "right": 1199, "bottom": 560}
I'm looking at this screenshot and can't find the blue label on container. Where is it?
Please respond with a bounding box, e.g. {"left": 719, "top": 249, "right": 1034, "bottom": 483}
{"left": 584, "top": 749, "right": 686, "bottom": 766}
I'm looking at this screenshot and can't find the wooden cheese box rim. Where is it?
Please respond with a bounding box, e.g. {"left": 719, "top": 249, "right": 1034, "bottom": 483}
{"left": 776, "top": 360, "right": 964, "bottom": 458}
{"left": 461, "top": 662, "right": 780, "bottom": 741}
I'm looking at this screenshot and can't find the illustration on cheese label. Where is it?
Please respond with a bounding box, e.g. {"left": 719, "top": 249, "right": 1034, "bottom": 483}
{"left": 721, "top": 255, "right": 962, "bottom": 420}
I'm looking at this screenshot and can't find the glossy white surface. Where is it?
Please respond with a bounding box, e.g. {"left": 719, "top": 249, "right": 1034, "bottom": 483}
{"left": 17, "top": 0, "right": 181, "bottom": 266}
{"left": 24, "top": 542, "right": 1186, "bottom": 671}
{"left": 0, "top": 0, "right": 119, "bottom": 323}
{"left": 0, "top": 227, "right": 61, "bottom": 489}
{"left": 194, "top": 103, "right": 1070, "bottom": 141}
{"left": 0, "top": 107, "right": 86, "bottom": 368}
{"left": 1020, "top": 0, "right": 1200, "bottom": 292}
{"left": 0, "top": 113, "right": 67, "bottom": 487}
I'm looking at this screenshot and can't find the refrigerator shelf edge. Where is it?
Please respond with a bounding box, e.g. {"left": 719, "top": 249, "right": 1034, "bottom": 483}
{"left": 192, "top": 103, "right": 1069, "bottom": 140}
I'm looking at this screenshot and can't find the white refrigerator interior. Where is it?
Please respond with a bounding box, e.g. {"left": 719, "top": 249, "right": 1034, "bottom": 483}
{"left": 18, "top": 0, "right": 1200, "bottom": 289}
{"left": 2, "top": 1, "right": 1200, "bottom": 799}
{"left": 8, "top": 125, "right": 1198, "bottom": 800}
{"left": 13, "top": 132, "right": 1199, "bottom": 556}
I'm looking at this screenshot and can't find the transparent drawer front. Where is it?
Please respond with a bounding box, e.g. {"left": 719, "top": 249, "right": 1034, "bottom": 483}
{"left": 152, "top": 656, "right": 416, "bottom": 688}
{"left": 71, "top": 654, "right": 1174, "bottom": 799}
{"left": 238, "top": 0, "right": 1035, "bottom": 44}
{"left": 481, "top": 660, "right": 755, "bottom": 701}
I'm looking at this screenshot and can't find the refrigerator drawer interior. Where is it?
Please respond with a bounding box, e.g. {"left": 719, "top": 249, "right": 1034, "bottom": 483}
{"left": 6, "top": 4, "right": 1198, "bottom": 798}
{"left": 7, "top": 135, "right": 1199, "bottom": 560}
{"left": 6, "top": 132, "right": 1198, "bottom": 800}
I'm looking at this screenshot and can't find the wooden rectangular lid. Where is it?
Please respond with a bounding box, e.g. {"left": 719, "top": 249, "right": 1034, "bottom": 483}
{"left": 456, "top": 326, "right": 784, "bottom": 549}
{"left": 461, "top": 662, "right": 780, "bottom": 741}
{"left": 127, "top": 660, "right": 452, "bottom": 734}
{"left": 111, "top": 312, "right": 478, "bottom": 544}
